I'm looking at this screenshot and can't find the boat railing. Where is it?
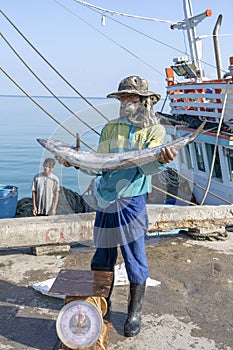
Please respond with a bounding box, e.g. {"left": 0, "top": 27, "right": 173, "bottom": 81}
{"left": 167, "top": 81, "right": 233, "bottom": 123}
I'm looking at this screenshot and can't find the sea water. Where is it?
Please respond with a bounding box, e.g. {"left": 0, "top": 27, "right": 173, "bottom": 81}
{"left": 0, "top": 95, "right": 118, "bottom": 199}
{"left": 0, "top": 95, "right": 180, "bottom": 236}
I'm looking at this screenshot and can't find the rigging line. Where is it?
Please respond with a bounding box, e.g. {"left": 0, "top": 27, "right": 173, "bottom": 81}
{"left": 1, "top": 33, "right": 101, "bottom": 137}
{"left": 118, "top": 20, "right": 223, "bottom": 74}
{"left": 54, "top": 0, "right": 163, "bottom": 76}
{"left": 160, "top": 92, "right": 169, "bottom": 113}
{"left": 75, "top": 2, "right": 223, "bottom": 74}
{"left": 200, "top": 33, "right": 233, "bottom": 39}
{"left": 0, "top": 9, "right": 109, "bottom": 122}
{"left": 200, "top": 82, "right": 230, "bottom": 205}
{"left": 171, "top": 168, "right": 232, "bottom": 205}
{"left": 0, "top": 67, "right": 96, "bottom": 152}
{"left": 151, "top": 184, "right": 196, "bottom": 206}
{"left": 73, "top": 0, "right": 175, "bottom": 24}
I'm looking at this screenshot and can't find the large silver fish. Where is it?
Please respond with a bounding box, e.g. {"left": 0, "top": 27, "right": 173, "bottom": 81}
{"left": 37, "top": 122, "right": 205, "bottom": 172}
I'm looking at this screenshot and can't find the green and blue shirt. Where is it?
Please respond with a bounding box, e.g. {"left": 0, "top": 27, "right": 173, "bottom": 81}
{"left": 93, "top": 117, "right": 166, "bottom": 207}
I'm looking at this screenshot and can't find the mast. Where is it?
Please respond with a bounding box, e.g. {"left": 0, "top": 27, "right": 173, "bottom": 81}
{"left": 183, "top": 0, "right": 200, "bottom": 71}
{"left": 171, "top": 0, "right": 212, "bottom": 81}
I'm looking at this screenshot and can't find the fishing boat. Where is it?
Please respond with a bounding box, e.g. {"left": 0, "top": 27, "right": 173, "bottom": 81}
{"left": 35, "top": 1, "right": 233, "bottom": 208}
{"left": 156, "top": 0, "right": 233, "bottom": 206}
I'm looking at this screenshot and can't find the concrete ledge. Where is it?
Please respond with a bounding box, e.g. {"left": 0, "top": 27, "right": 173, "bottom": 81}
{"left": 1, "top": 205, "right": 233, "bottom": 248}
{"left": 0, "top": 212, "right": 96, "bottom": 248}
{"left": 146, "top": 204, "right": 233, "bottom": 232}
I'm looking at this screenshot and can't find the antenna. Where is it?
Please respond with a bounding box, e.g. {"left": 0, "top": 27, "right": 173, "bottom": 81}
{"left": 171, "top": 0, "right": 212, "bottom": 80}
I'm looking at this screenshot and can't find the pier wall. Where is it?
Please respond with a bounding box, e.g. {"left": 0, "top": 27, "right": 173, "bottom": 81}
{"left": 1, "top": 205, "right": 233, "bottom": 248}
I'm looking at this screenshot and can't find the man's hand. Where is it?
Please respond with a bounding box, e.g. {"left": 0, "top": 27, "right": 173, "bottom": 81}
{"left": 33, "top": 206, "right": 38, "bottom": 216}
{"left": 158, "top": 146, "right": 178, "bottom": 164}
{"left": 51, "top": 208, "right": 56, "bottom": 215}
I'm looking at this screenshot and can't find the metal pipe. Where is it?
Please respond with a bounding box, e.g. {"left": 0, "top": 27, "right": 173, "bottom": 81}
{"left": 213, "top": 14, "right": 223, "bottom": 79}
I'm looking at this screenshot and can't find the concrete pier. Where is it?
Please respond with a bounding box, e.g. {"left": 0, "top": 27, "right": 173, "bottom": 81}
{"left": 1, "top": 204, "right": 233, "bottom": 249}
{"left": 0, "top": 234, "right": 232, "bottom": 349}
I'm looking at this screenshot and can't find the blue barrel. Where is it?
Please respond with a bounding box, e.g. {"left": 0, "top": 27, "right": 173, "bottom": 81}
{"left": 0, "top": 185, "right": 18, "bottom": 219}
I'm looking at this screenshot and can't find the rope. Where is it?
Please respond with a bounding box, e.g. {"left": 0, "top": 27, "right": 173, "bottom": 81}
{"left": 2, "top": 9, "right": 231, "bottom": 204}
{"left": 4, "top": 62, "right": 226, "bottom": 206}
{"left": 54, "top": 0, "right": 163, "bottom": 76}
{"left": 1, "top": 33, "right": 101, "bottom": 137}
{"left": 151, "top": 184, "right": 196, "bottom": 206}
{"left": 0, "top": 9, "right": 109, "bottom": 122}
{"left": 160, "top": 92, "right": 170, "bottom": 113}
{"left": 152, "top": 163, "right": 232, "bottom": 206}
{"left": 158, "top": 168, "right": 183, "bottom": 187}
{"left": 1, "top": 67, "right": 96, "bottom": 152}
{"left": 72, "top": 0, "right": 226, "bottom": 74}
{"left": 3, "top": 56, "right": 230, "bottom": 204}
{"left": 171, "top": 169, "right": 232, "bottom": 205}
{"left": 200, "top": 82, "right": 230, "bottom": 205}
{"left": 157, "top": 101, "right": 232, "bottom": 205}
{"left": 200, "top": 33, "right": 233, "bottom": 39}
{"left": 73, "top": 0, "right": 175, "bottom": 24}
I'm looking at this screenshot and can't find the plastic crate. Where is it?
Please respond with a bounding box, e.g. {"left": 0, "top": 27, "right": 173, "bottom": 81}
{"left": 0, "top": 185, "right": 18, "bottom": 219}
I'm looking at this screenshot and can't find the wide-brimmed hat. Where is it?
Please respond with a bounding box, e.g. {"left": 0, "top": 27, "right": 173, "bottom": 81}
{"left": 106, "top": 76, "right": 161, "bottom": 104}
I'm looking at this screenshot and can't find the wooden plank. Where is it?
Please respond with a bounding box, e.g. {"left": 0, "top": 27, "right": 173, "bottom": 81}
{"left": 49, "top": 270, "right": 113, "bottom": 298}
{"left": 32, "top": 244, "right": 71, "bottom": 256}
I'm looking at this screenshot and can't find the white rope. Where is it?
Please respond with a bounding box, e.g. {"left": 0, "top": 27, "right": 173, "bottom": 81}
{"left": 200, "top": 33, "right": 233, "bottom": 39}
{"left": 74, "top": 0, "right": 175, "bottom": 24}
{"left": 200, "top": 81, "right": 230, "bottom": 205}
{"left": 171, "top": 169, "right": 232, "bottom": 205}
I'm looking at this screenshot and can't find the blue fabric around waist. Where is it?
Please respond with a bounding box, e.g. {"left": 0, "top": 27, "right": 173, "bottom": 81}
{"left": 94, "top": 194, "right": 149, "bottom": 248}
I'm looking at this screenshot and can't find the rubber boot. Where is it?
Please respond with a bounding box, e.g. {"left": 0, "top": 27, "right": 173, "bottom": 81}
{"left": 124, "top": 281, "right": 146, "bottom": 337}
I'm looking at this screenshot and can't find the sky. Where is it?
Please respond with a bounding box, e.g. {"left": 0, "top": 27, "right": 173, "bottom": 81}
{"left": 1, "top": 0, "right": 233, "bottom": 103}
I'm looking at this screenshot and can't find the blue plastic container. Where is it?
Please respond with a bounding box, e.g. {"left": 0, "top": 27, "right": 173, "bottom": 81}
{"left": 0, "top": 185, "right": 18, "bottom": 219}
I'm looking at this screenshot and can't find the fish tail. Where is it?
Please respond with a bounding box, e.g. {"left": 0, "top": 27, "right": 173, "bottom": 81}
{"left": 188, "top": 121, "right": 206, "bottom": 143}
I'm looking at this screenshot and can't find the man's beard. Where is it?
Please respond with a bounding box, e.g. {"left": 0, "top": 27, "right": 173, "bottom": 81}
{"left": 120, "top": 99, "right": 158, "bottom": 128}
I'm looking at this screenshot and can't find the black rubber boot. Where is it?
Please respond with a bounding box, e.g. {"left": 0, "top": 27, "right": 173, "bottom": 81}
{"left": 124, "top": 281, "right": 146, "bottom": 337}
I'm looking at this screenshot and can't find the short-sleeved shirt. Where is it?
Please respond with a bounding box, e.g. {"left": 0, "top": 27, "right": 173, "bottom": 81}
{"left": 32, "top": 173, "right": 60, "bottom": 215}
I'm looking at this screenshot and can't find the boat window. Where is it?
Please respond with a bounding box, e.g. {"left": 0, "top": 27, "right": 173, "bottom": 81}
{"left": 226, "top": 148, "right": 233, "bottom": 180}
{"left": 184, "top": 145, "right": 192, "bottom": 169}
{"left": 205, "top": 144, "right": 222, "bottom": 179}
{"left": 194, "top": 143, "right": 205, "bottom": 171}
{"left": 179, "top": 148, "right": 185, "bottom": 164}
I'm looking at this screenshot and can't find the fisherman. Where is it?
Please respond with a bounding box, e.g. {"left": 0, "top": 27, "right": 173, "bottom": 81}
{"left": 58, "top": 76, "right": 178, "bottom": 337}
